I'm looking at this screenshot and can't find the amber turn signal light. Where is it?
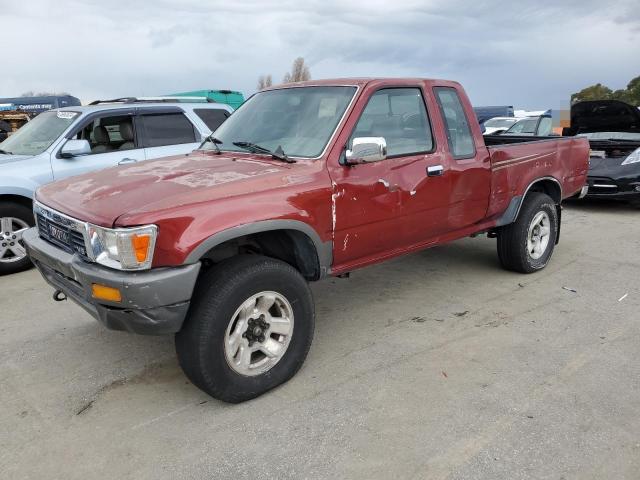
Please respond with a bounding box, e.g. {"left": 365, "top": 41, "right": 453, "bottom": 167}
{"left": 91, "top": 283, "right": 122, "bottom": 303}
{"left": 131, "top": 234, "right": 151, "bottom": 262}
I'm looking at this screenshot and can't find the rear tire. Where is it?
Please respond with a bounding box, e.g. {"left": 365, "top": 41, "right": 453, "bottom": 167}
{"left": 175, "top": 255, "right": 315, "bottom": 403}
{"left": 497, "top": 193, "right": 558, "bottom": 273}
{"left": 0, "top": 202, "right": 34, "bottom": 276}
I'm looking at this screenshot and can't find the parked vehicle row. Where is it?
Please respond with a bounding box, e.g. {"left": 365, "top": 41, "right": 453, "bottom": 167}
{"left": 473, "top": 105, "right": 514, "bottom": 124}
{"left": 480, "top": 99, "right": 640, "bottom": 207}
{"left": 0, "top": 110, "right": 30, "bottom": 141}
{"left": 168, "top": 89, "right": 245, "bottom": 110}
{"left": 22, "top": 78, "right": 589, "bottom": 402}
{"left": 482, "top": 116, "right": 520, "bottom": 134}
{"left": 0, "top": 95, "right": 82, "bottom": 115}
{"left": 0, "top": 98, "right": 233, "bottom": 274}
{"left": 564, "top": 99, "right": 640, "bottom": 206}
{"left": 491, "top": 115, "right": 554, "bottom": 137}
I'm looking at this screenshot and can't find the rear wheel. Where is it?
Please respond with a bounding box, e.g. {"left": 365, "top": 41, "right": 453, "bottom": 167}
{"left": 0, "top": 202, "right": 34, "bottom": 275}
{"left": 497, "top": 193, "right": 558, "bottom": 273}
{"left": 175, "top": 255, "right": 314, "bottom": 403}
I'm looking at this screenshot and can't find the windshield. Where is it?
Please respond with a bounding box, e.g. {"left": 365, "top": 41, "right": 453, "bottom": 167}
{"left": 210, "top": 86, "right": 356, "bottom": 158}
{"left": 0, "top": 110, "right": 78, "bottom": 156}
{"left": 485, "top": 118, "right": 517, "bottom": 128}
{"left": 581, "top": 131, "right": 640, "bottom": 141}
{"left": 506, "top": 118, "right": 538, "bottom": 134}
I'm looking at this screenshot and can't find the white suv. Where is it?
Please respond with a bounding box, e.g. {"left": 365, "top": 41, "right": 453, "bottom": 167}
{"left": 0, "top": 98, "right": 234, "bottom": 274}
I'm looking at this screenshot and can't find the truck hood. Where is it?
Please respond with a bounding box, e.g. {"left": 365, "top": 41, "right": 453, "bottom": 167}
{"left": 0, "top": 153, "right": 32, "bottom": 165}
{"left": 570, "top": 100, "right": 640, "bottom": 134}
{"left": 36, "top": 151, "right": 290, "bottom": 226}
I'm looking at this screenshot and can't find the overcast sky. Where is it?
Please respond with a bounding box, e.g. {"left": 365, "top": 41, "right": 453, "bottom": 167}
{"left": 2, "top": 0, "right": 639, "bottom": 109}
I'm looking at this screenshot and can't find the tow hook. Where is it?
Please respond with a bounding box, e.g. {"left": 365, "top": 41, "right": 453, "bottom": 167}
{"left": 53, "top": 290, "right": 67, "bottom": 302}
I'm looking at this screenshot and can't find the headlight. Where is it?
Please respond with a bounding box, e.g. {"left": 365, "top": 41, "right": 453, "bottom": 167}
{"left": 87, "top": 224, "right": 157, "bottom": 270}
{"left": 621, "top": 147, "right": 640, "bottom": 165}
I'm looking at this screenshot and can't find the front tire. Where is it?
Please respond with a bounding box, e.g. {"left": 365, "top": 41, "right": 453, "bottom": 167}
{"left": 175, "top": 255, "right": 315, "bottom": 403}
{"left": 0, "top": 202, "right": 35, "bottom": 276}
{"left": 497, "top": 193, "right": 558, "bottom": 273}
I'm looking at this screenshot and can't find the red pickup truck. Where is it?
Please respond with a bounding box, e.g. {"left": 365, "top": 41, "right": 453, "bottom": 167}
{"left": 23, "top": 78, "right": 589, "bottom": 402}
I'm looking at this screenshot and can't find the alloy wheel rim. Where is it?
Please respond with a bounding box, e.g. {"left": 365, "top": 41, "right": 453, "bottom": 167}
{"left": 224, "top": 291, "right": 294, "bottom": 376}
{"left": 0, "top": 217, "right": 29, "bottom": 263}
{"left": 527, "top": 211, "right": 551, "bottom": 260}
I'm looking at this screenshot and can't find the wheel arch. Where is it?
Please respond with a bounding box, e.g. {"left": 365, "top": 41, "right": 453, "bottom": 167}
{"left": 0, "top": 193, "right": 34, "bottom": 211}
{"left": 495, "top": 176, "right": 562, "bottom": 227}
{"left": 524, "top": 177, "right": 562, "bottom": 206}
{"left": 184, "top": 220, "right": 332, "bottom": 281}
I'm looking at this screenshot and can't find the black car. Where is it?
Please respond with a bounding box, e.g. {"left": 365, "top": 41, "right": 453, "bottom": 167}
{"left": 564, "top": 100, "right": 640, "bottom": 206}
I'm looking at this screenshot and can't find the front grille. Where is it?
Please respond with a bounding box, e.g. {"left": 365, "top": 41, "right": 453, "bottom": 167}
{"left": 35, "top": 205, "right": 89, "bottom": 259}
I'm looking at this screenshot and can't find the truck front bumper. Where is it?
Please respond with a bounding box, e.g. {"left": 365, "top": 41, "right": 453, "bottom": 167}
{"left": 23, "top": 228, "right": 201, "bottom": 335}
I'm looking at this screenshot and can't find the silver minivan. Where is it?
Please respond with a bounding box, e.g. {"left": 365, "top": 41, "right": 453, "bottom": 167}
{"left": 0, "top": 99, "right": 233, "bottom": 274}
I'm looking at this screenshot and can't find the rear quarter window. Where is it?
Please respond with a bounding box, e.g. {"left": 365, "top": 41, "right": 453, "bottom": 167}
{"left": 194, "top": 108, "right": 230, "bottom": 131}
{"left": 140, "top": 113, "right": 197, "bottom": 147}
{"left": 434, "top": 87, "right": 476, "bottom": 159}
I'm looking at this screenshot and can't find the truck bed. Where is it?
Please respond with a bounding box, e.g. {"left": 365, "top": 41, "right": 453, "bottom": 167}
{"left": 483, "top": 135, "right": 589, "bottom": 221}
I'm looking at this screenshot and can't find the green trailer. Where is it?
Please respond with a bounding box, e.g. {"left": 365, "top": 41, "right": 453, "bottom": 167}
{"left": 168, "top": 90, "right": 245, "bottom": 110}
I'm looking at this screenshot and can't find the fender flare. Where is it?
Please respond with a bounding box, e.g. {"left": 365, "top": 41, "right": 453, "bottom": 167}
{"left": 183, "top": 219, "right": 333, "bottom": 277}
{"left": 495, "top": 176, "right": 562, "bottom": 227}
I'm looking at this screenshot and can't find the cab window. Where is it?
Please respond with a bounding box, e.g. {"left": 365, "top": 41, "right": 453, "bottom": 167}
{"left": 351, "top": 88, "right": 433, "bottom": 157}
{"left": 434, "top": 87, "right": 475, "bottom": 159}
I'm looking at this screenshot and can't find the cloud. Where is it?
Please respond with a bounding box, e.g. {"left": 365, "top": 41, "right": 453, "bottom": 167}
{"left": 1, "top": 0, "right": 638, "bottom": 109}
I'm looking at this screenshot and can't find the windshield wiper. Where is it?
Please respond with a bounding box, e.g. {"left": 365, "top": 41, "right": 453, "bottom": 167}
{"left": 232, "top": 141, "right": 296, "bottom": 163}
{"left": 198, "top": 134, "right": 223, "bottom": 153}
{"left": 0, "top": 149, "right": 12, "bottom": 155}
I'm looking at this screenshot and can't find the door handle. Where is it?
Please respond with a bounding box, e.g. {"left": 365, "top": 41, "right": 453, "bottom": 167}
{"left": 118, "top": 158, "right": 137, "bottom": 165}
{"left": 427, "top": 165, "right": 444, "bottom": 177}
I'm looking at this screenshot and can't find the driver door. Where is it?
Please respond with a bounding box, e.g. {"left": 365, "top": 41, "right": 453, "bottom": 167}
{"left": 328, "top": 86, "right": 452, "bottom": 269}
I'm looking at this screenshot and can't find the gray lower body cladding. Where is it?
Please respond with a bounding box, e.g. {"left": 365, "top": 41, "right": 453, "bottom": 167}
{"left": 23, "top": 228, "right": 201, "bottom": 335}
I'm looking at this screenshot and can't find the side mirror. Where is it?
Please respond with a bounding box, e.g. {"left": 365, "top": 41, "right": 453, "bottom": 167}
{"left": 345, "top": 137, "right": 387, "bottom": 164}
{"left": 60, "top": 139, "right": 91, "bottom": 158}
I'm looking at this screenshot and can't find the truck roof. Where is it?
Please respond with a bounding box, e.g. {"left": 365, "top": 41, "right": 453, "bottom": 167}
{"left": 262, "top": 78, "right": 462, "bottom": 90}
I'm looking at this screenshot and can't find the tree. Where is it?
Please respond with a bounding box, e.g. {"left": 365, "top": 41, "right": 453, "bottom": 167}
{"left": 257, "top": 75, "right": 273, "bottom": 90}
{"left": 571, "top": 83, "right": 613, "bottom": 103}
{"left": 571, "top": 75, "right": 640, "bottom": 105}
{"left": 283, "top": 57, "right": 311, "bottom": 84}
{"left": 626, "top": 75, "right": 640, "bottom": 105}
{"left": 610, "top": 89, "right": 632, "bottom": 103}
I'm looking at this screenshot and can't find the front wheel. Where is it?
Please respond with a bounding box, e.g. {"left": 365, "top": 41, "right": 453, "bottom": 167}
{"left": 0, "top": 202, "right": 35, "bottom": 276}
{"left": 175, "top": 255, "right": 315, "bottom": 403}
{"left": 497, "top": 192, "right": 558, "bottom": 273}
